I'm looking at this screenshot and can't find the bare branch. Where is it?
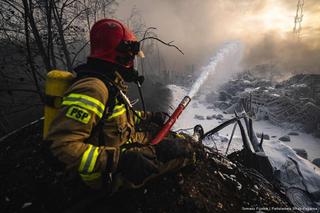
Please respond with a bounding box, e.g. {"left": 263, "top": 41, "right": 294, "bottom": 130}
{"left": 142, "top": 27, "right": 157, "bottom": 40}
{"left": 140, "top": 36, "right": 184, "bottom": 55}
{"left": 23, "top": 0, "right": 44, "bottom": 101}
{"left": 22, "top": 0, "right": 51, "bottom": 70}
{"left": 71, "top": 40, "right": 89, "bottom": 67}
{"left": 2, "top": 0, "right": 24, "bottom": 14}
{"left": 60, "top": 0, "right": 78, "bottom": 18}
{"left": 52, "top": 0, "right": 72, "bottom": 70}
{"left": 63, "top": 8, "right": 89, "bottom": 32}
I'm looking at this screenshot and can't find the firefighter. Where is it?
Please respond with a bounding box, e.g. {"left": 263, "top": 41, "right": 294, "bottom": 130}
{"left": 44, "top": 19, "right": 194, "bottom": 191}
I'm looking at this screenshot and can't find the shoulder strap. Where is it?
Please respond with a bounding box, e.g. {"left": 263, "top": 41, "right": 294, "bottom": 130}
{"left": 73, "top": 73, "right": 119, "bottom": 146}
{"left": 104, "top": 82, "right": 118, "bottom": 117}
{"left": 73, "top": 72, "right": 119, "bottom": 114}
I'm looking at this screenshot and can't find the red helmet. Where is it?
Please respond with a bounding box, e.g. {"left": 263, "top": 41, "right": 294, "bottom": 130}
{"left": 89, "top": 19, "right": 140, "bottom": 69}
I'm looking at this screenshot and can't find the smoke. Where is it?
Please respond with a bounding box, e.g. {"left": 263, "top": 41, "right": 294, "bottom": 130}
{"left": 116, "top": 0, "right": 320, "bottom": 75}
{"left": 244, "top": 32, "right": 320, "bottom": 74}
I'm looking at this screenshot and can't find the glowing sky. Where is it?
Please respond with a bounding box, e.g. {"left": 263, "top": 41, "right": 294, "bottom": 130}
{"left": 116, "top": 0, "right": 320, "bottom": 73}
{"left": 232, "top": 0, "right": 320, "bottom": 39}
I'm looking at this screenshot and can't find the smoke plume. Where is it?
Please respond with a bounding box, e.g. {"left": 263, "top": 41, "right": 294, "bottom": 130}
{"left": 116, "top": 0, "right": 320, "bottom": 75}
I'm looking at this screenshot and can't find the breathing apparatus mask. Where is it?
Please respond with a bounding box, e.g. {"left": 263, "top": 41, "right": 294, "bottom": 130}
{"left": 116, "top": 40, "right": 145, "bottom": 85}
{"left": 116, "top": 67, "right": 146, "bottom": 113}
{"left": 117, "top": 67, "right": 144, "bottom": 85}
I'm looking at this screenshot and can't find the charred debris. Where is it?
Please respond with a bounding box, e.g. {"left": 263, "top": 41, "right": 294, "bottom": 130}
{"left": 1, "top": 69, "right": 320, "bottom": 212}
{"left": 206, "top": 69, "right": 320, "bottom": 138}
{"left": 1, "top": 114, "right": 295, "bottom": 213}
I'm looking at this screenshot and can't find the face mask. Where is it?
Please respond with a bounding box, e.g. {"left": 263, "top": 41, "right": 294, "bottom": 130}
{"left": 118, "top": 68, "right": 144, "bottom": 85}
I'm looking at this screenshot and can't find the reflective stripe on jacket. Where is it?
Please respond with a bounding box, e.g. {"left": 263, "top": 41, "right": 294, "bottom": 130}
{"left": 45, "top": 74, "right": 151, "bottom": 188}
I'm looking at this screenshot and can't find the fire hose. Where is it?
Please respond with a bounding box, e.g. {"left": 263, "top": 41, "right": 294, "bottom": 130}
{"left": 151, "top": 96, "right": 191, "bottom": 145}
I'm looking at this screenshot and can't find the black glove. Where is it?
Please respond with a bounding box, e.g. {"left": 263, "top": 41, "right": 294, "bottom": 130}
{"left": 151, "top": 112, "right": 167, "bottom": 126}
{"left": 155, "top": 139, "right": 194, "bottom": 163}
{"left": 118, "top": 145, "right": 159, "bottom": 185}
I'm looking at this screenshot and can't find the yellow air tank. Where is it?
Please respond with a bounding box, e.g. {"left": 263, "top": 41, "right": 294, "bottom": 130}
{"left": 43, "top": 70, "right": 75, "bottom": 139}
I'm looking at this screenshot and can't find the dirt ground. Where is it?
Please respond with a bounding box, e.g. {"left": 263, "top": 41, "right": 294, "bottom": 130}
{"left": 0, "top": 121, "right": 292, "bottom": 213}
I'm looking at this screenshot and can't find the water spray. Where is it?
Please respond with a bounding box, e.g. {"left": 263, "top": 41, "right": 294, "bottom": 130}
{"left": 151, "top": 41, "right": 241, "bottom": 145}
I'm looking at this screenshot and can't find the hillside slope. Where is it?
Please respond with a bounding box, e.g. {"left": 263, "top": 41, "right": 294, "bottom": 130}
{"left": 0, "top": 120, "right": 292, "bottom": 213}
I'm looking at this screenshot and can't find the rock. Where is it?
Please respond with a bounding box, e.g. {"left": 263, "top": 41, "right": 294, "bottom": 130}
{"left": 224, "top": 103, "right": 242, "bottom": 114}
{"left": 312, "top": 158, "right": 320, "bottom": 167}
{"left": 205, "top": 91, "right": 219, "bottom": 103}
{"left": 214, "top": 101, "right": 231, "bottom": 110}
{"left": 194, "top": 115, "right": 205, "bottom": 120}
{"left": 288, "top": 131, "right": 299, "bottom": 136}
{"left": 216, "top": 114, "right": 224, "bottom": 120}
{"left": 219, "top": 91, "right": 232, "bottom": 101}
{"left": 206, "top": 115, "right": 214, "bottom": 120}
{"left": 206, "top": 114, "right": 224, "bottom": 120}
{"left": 217, "top": 202, "right": 223, "bottom": 209}
{"left": 293, "top": 148, "right": 308, "bottom": 160}
{"left": 256, "top": 133, "right": 270, "bottom": 140}
{"left": 221, "top": 137, "right": 229, "bottom": 143}
{"left": 230, "top": 96, "right": 240, "bottom": 104}
{"left": 279, "top": 135, "right": 291, "bottom": 142}
{"left": 22, "top": 202, "right": 32, "bottom": 209}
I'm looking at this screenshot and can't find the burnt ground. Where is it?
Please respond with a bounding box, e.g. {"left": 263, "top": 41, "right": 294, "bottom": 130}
{"left": 0, "top": 120, "right": 293, "bottom": 213}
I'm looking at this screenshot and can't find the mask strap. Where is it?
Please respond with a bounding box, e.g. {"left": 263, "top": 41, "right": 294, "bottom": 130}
{"left": 136, "top": 81, "right": 146, "bottom": 113}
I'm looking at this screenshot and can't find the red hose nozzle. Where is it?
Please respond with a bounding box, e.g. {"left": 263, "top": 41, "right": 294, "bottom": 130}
{"left": 151, "top": 96, "right": 191, "bottom": 145}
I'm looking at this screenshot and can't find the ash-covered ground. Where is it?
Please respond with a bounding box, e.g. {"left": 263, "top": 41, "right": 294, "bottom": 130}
{"left": 0, "top": 120, "right": 293, "bottom": 213}
{"left": 168, "top": 71, "right": 320, "bottom": 211}
{"left": 1, "top": 68, "right": 320, "bottom": 212}
{"left": 202, "top": 70, "right": 320, "bottom": 163}
{"left": 208, "top": 71, "right": 320, "bottom": 138}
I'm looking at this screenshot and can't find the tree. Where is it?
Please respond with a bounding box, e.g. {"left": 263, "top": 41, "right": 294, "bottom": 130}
{"left": 0, "top": 0, "right": 118, "bottom": 135}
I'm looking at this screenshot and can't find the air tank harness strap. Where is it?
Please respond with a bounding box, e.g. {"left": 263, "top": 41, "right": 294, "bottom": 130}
{"left": 106, "top": 98, "right": 126, "bottom": 121}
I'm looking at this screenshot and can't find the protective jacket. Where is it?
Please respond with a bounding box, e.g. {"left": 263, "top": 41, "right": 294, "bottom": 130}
{"left": 45, "top": 63, "right": 155, "bottom": 188}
